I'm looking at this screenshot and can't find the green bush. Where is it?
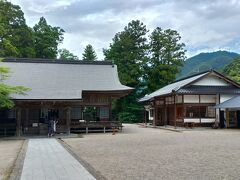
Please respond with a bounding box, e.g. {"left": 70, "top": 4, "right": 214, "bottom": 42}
{"left": 118, "top": 112, "right": 139, "bottom": 123}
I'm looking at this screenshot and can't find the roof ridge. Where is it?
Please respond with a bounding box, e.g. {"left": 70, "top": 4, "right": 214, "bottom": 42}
{"left": 2, "top": 58, "right": 114, "bottom": 65}
{"left": 172, "top": 69, "right": 211, "bottom": 84}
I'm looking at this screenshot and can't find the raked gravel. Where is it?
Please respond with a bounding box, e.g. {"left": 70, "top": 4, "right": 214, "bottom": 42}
{"left": 64, "top": 124, "right": 240, "bottom": 180}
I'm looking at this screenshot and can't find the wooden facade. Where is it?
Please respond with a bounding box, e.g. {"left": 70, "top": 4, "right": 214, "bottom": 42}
{"left": 145, "top": 94, "right": 218, "bottom": 127}
{"left": 141, "top": 70, "right": 240, "bottom": 128}
{"left": 0, "top": 91, "right": 130, "bottom": 136}
{"left": 0, "top": 58, "right": 132, "bottom": 136}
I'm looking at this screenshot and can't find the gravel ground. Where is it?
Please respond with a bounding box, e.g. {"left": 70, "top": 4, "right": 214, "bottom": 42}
{"left": 0, "top": 140, "right": 24, "bottom": 180}
{"left": 64, "top": 124, "right": 240, "bottom": 180}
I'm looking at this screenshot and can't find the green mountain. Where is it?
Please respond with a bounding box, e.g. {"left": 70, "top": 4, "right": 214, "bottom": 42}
{"left": 178, "top": 51, "right": 239, "bottom": 79}
{"left": 222, "top": 57, "right": 240, "bottom": 83}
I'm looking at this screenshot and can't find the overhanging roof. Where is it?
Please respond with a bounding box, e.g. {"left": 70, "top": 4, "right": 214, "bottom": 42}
{"left": 215, "top": 96, "right": 240, "bottom": 109}
{"left": 139, "top": 70, "right": 240, "bottom": 102}
{"left": 2, "top": 58, "right": 133, "bottom": 100}
{"left": 139, "top": 72, "right": 208, "bottom": 102}
{"left": 178, "top": 85, "right": 240, "bottom": 94}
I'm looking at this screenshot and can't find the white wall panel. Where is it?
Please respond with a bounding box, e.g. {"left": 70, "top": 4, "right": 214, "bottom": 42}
{"left": 193, "top": 76, "right": 229, "bottom": 86}
{"left": 200, "top": 95, "right": 216, "bottom": 103}
{"left": 177, "top": 95, "right": 183, "bottom": 103}
{"left": 184, "top": 118, "right": 200, "bottom": 123}
{"left": 184, "top": 95, "right": 199, "bottom": 103}
{"left": 201, "top": 118, "right": 215, "bottom": 123}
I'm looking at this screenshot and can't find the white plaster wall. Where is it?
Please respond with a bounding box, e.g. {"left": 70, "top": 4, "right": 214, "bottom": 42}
{"left": 215, "top": 94, "right": 220, "bottom": 123}
{"left": 201, "top": 118, "right": 215, "bottom": 123}
{"left": 200, "top": 95, "right": 216, "bottom": 103}
{"left": 184, "top": 118, "right": 200, "bottom": 123}
{"left": 177, "top": 95, "right": 183, "bottom": 103}
{"left": 220, "top": 94, "right": 234, "bottom": 103}
{"left": 193, "top": 76, "right": 229, "bottom": 86}
{"left": 147, "top": 109, "right": 153, "bottom": 120}
{"left": 184, "top": 95, "right": 199, "bottom": 103}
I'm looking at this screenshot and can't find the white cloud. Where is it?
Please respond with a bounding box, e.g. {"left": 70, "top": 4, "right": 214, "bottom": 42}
{"left": 11, "top": 0, "right": 240, "bottom": 59}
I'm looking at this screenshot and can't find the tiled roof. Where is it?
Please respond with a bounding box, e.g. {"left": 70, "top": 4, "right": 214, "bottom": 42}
{"left": 139, "top": 72, "right": 208, "bottom": 102}
{"left": 2, "top": 58, "right": 133, "bottom": 100}
{"left": 139, "top": 70, "right": 240, "bottom": 102}
{"left": 215, "top": 96, "right": 240, "bottom": 108}
{"left": 178, "top": 85, "right": 240, "bottom": 94}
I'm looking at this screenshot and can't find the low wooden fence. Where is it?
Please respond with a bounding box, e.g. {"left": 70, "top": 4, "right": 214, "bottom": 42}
{"left": 0, "top": 124, "right": 16, "bottom": 137}
{"left": 70, "top": 121, "right": 123, "bottom": 133}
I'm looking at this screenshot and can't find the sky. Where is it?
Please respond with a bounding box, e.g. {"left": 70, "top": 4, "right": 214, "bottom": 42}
{"left": 11, "top": 0, "right": 240, "bottom": 59}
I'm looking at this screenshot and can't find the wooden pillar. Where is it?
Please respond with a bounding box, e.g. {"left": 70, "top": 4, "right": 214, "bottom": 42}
{"left": 144, "top": 110, "right": 147, "bottom": 125}
{"left": 226, "top": 109, "right": 229, "bottom": 128}
{"left": 25, "top": 108, "right": 29, "bottom": 133}
{"left": 164, "top": 98, "right": 167, "bottom": 126}
{"left": 152, "top": 101, "right": 157, "bottom": 127}
{"left": 174, "top": 95, "right": 177, "bottom": 129}
{"left": 66, "top": 107, "right": 71, "bottom": 135}
{"left": 155, "top": 107, "right": 158, "bottom": 126}
{"left": 182, "top": 95, "right": 184, "bottom": 124}
{"left": 199, "top": 95, "right": 201, "bottom": 124}
{"left": 109, "top": 102, "right": 112, "bottom": 121}
{"left": 234, "top": 111, "right": 237, "bottom": 127}
{"left": 16, "top": 108, "right": 22, "bottom": 137}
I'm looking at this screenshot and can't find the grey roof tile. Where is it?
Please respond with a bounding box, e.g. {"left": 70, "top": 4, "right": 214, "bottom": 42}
{"left": 2, "top": 60, "right": 132, "bottom": 100}
{"left": 215, "top": 96, "right": 240, "bottom": 108}
{"left": 178, "top": 85, "right": 240, "bottom": 94}
{"left": 139, "top": 72, "right": 208, "bottom": 102}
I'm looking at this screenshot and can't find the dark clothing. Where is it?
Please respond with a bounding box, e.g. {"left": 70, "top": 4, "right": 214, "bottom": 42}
{"left": 48, "top": 119, "right": 54, "bottom": 135}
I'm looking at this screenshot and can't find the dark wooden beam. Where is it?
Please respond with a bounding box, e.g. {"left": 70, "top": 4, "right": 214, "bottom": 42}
{"left": 66, "top": 107, "right": 71, "bottom": 135}
{"left": 199, "top": 95, "right": 201, "bottom": 124}
{"left": 109, "top": 101, "right": 112, "bottom": 121}
{"left": 164, "top": 98, "right": 167, "bottom": 126}
{"left": 174, "top": 94, "right": 177, "bottom": 128}
{"left": 226, "top": 109, "right": 229, "bottom": 128}
{"left": 16, "top": 108, "right": 22, "bottom": 136}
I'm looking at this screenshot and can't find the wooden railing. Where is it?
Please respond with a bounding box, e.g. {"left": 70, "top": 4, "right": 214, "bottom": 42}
{"left": 70, "top": 121, "right": 123, "bottom": 133}
{"left": 0, "top": 124, "right": 16, "bottom": 137}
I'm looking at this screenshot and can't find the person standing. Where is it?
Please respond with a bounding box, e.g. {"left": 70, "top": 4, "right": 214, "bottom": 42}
{"left": 53, "top": 119, "right": 58, "bottom": 135}
{"left": 48, "top": 119, "right": 54, "bottom": 137}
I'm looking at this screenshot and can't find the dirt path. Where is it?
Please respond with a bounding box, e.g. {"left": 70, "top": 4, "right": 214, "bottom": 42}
{"left": 0, "top": 140, "right": 24, "bottom": 180}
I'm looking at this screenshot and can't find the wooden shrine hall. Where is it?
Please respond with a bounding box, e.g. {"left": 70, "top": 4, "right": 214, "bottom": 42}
{"left": 139, "top": 70, "right": 240, "bottom": 128}
{"left": 0, "top": 58, "right": 132, "bottom": 136}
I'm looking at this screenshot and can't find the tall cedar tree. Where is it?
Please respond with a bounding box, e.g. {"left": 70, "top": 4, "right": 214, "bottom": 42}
{"left": 104, "top": 20, "right": 148, "bottom": 122}
{"left": 33, "top": 17, "right": 64, "bottom": 59}
{"left": 82, "top": 44, "right": 97, "bottom": 61}
{"left": 222, "top": 56, "right": 240, "bottom": 83}
{"left": 58, "top": 48, "right": 78, "bottom": 60}
{"left": 147, "top": 27, "right": 186, "bottom": 93}
{"left": 0, "top": 0, "right": 35, "bottom": 57}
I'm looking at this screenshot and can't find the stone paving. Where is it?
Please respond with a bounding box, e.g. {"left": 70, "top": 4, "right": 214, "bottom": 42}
{"left": 20, "top": 138, "right": 95, "bottom": 180}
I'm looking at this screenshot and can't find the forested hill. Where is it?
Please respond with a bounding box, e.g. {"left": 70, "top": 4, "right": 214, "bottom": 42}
{"left": 178, "top": 51, "right": 239, "bottom": 79}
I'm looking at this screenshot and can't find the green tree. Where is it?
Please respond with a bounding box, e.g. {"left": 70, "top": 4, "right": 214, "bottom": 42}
{"left": 104, "top": 20, "right": 148, "bottom": 87}
{"left": 222, "top": 56, "right": 240, "bottom": 83}
{"left": 0, "top": 61, "right": 29, "bottom": 108}
{"left": 146, "top": 27, "right": 186, "bottom": 92}
{"left": 104, "top": 20, "right": 148, "bottom": 122}
{"left": 0, "top": 0, "right": 35, "bottom": 57}
{"left": 33, "top": 17, "right": 64, "bottom": 59}
{"left": 82, "top": 44, "right": 97, "bottom": 61}
{"left": 58, "top": 48, "right": 78, "bottom": 60}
